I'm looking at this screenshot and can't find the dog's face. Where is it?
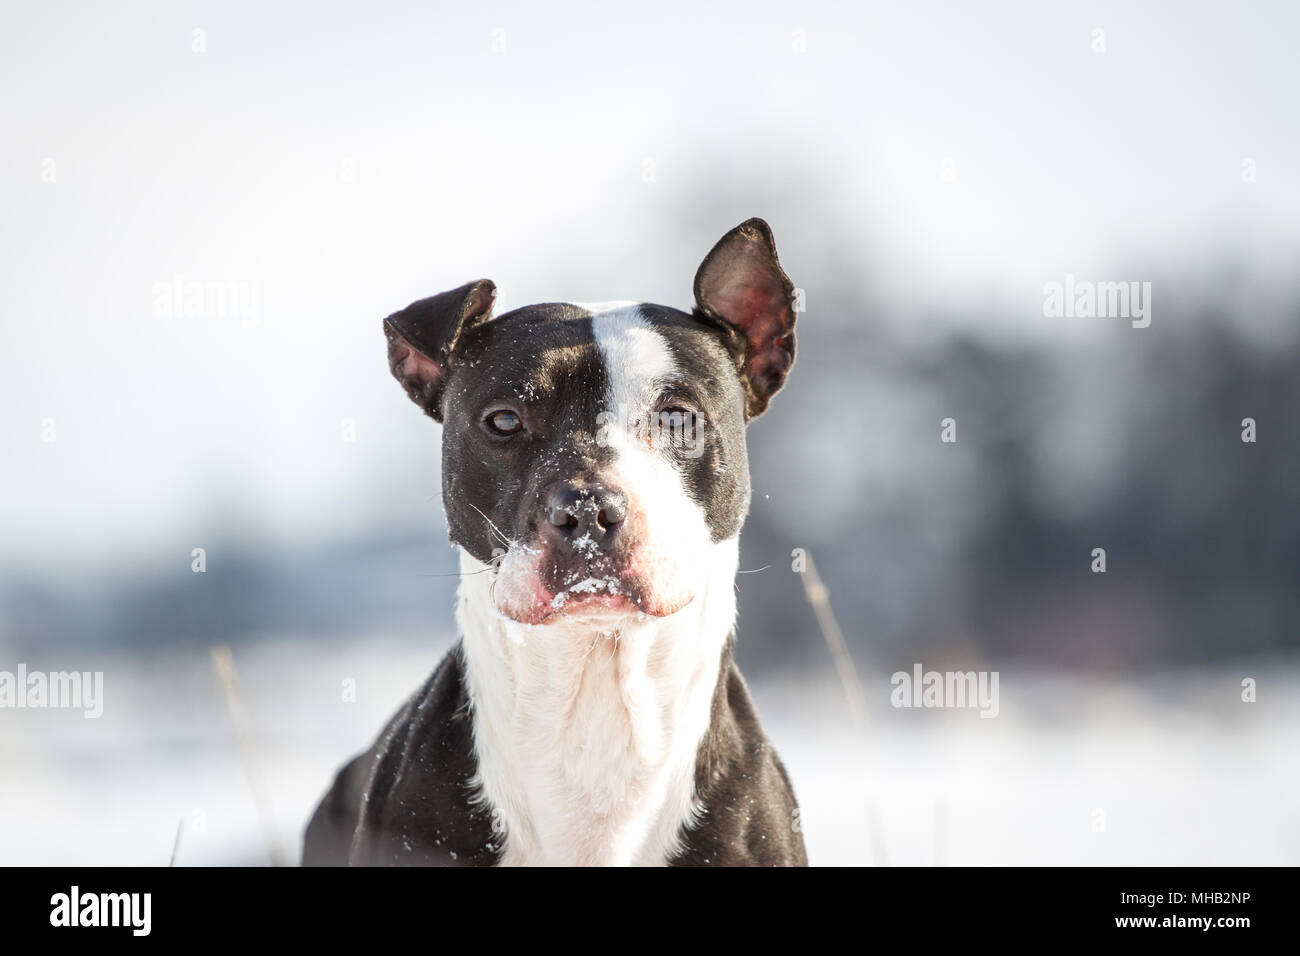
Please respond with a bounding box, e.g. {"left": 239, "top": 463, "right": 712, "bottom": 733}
{"left": 384, "top": 219, "right": 796, "bottom": 625}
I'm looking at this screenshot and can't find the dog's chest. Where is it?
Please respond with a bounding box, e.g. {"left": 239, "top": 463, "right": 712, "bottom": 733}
{"left": 457, "top": 545, "right": 737, "bottom": 866}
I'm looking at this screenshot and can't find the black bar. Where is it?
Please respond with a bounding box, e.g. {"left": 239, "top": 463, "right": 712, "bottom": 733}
{"left": 3, "top": 866, "right": 1283, "bottom": 943}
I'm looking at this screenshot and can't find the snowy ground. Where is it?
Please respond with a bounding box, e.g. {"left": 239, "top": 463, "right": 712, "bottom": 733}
{"left": 2, "top": 637, "right": 1297, "bottom": 866}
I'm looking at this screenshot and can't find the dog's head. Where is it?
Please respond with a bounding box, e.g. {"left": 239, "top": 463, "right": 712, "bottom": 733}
{"left": 384, "top": 219, "right": 797, "bottom": 625}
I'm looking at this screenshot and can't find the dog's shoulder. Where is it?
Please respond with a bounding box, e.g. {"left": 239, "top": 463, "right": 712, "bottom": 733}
{"left": 302, "top": 642, "right": 501, "bottom": 866}
{"left": 671, "top": 653, "right": 809, "bottom": 867}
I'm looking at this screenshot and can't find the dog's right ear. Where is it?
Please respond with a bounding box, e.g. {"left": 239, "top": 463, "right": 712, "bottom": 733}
{"left": 383, "top": 279, "right": 496, "bottom": 421}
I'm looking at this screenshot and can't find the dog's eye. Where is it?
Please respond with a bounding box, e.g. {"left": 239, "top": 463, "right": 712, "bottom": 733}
{"left": 485, "top": 409, "right": 523, "bottom": 435}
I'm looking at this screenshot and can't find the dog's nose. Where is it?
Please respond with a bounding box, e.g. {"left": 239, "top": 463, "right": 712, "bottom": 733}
{"left": 544, "top": 485, "right": 627, "bottom": 547}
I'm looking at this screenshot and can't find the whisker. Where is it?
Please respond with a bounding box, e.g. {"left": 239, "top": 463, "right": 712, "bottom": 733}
{"left": 468, "top": 503, "right": 515, "bottom": 548}
{"left": 418, "top": 567, "right": 496, "bottom": 578}
{"left": 466, "top": 503, "right": 542, "bottom": 556}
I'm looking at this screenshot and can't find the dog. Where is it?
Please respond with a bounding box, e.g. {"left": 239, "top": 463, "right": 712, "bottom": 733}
{"left": 303, "top": 219, "right": 808, "bottom": 866}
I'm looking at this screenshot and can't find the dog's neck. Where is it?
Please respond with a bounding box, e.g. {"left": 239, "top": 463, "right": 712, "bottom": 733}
{"left": 455, "top": 538, "right": 739, "bottom": 866}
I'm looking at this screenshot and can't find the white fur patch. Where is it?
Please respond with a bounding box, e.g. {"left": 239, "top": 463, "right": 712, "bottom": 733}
{"left": 589, "top": 303, "right": 711, "bottom": 613}
{"left": 458, "top": 539, "right": 737, "bottom": 866}
{"left": 585, "top": 302, "right": 677, "bottom": 396}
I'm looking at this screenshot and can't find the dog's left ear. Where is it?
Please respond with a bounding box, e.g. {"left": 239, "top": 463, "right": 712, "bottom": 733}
{"left": 383, "top": 279, "right": 496, "bottom": 421}
{"left": 693, "top": 218, "right": 797, "bottom": 419}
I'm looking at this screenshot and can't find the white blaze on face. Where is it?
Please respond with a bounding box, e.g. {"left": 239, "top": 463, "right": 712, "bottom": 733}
{"left": 587, "top": 304, "right": 714, "bottom": 612}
